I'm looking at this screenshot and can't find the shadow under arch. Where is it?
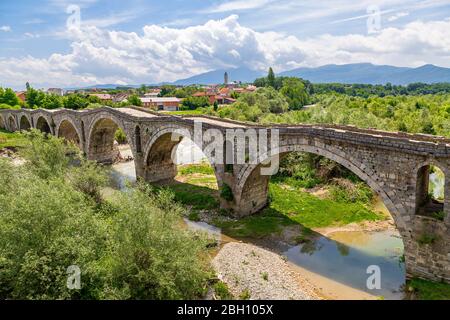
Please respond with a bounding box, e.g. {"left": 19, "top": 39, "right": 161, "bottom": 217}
{"left": 0, "top": 115, "right": 5, "bottom": 129}
{"left": 237, "top": 144, "right": 408, "bottom": 237}
{"left": 143, "top": 126, "right": 220, "bottom": 185}
{"left": 86, "top": 115, "right": 131, "bottom": 164}
{"left": 36, "top": 116, "right": 51, "bottom": 134}
{"left": 19, "top": 115, "right": 31, "bottom": 131}
{"left": 414, "top": 159, "right": 447, "bottom": 219}
{"left": 8, "top": 115, "right": 17, "bottom": 131}
{"left": 57, "top": 119, "right": 81, "bottom": 147}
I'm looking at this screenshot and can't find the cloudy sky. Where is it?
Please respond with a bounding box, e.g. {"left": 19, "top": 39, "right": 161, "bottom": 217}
{"left": 1, "top": 0, "right": 450, "bottom": 89}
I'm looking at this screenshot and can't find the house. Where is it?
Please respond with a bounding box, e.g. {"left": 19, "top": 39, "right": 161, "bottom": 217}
{"left": 143, "top": 92, "right": 159, "bottom": 98}
{"left": 215, "top": 96, "right": 236, "bottom": 105}
{"left": 15, "top": 91, "right": 26, "bottom": 102}
{"left": 141, "top": 97, "right": 181, "bottom": 111}
{"left": 218, "top": 87, "right": 231, "bottom": 96}
{"left": 113, "top": 93, "right": 129, "bottom": 103}
{"left": 47, "top": 88, "right": 64, "bottom": 96}
{"left": 89, "top": 93, "right": 112, "bottom": 103}
{"left": 192, "top": 91, "right": 217, "bottom": 105}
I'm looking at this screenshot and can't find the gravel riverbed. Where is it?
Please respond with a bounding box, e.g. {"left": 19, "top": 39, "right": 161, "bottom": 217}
{"left": 212, "top": 242, "right": 321, "bottom": 300}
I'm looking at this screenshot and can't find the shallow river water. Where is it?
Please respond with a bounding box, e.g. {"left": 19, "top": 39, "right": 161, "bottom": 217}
{"left": 109, "top": 144, "right": 407, "bottom": 300}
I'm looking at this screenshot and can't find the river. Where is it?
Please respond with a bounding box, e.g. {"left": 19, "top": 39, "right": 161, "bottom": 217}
{"left": 109, "top": 143, "right": 411, "bottom": 300}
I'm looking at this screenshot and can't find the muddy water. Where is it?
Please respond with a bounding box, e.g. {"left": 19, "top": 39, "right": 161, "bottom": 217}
{"left": 109, "top": 146, "right": 406, "bottom": 300}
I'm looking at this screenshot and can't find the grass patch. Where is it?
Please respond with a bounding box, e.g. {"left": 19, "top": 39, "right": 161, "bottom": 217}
{"left": 165, "top": 182, "right": 219, "bottom": 211}
{"left": 268, "top": 182, "right": 383, "bottom": 229}
{"left": 179, "top": 163, "right": 215, "bottom": 176}
{"left": 417, "top": 233, "right": 439, "bottom": 245}
{"left": 167, "top": 164, "right": 385, "bottom": 239}
{"left": 188, "top": 211, "right": 201, "bottom": 222}
{"left": 213, "top": 209, "right": 294, "bottom": 238}
{"left": 214, "top": 281, "right": 234, "bottom": 300}
{"left": 0, "top": 129, "right": 28, "bottom": 149}
{"left": 431, "top": 211, "right": 445, "bottom": 221}
{"left": 407, "top": 278, "right": 450, "bottom": 300}
{"left": 239, "top": 289, "right": 251, "bottom": 300}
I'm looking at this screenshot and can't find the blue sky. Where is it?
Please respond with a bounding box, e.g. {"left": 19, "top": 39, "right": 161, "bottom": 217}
{"left": 1, "top": 0, "right": 450, "bottom": 89}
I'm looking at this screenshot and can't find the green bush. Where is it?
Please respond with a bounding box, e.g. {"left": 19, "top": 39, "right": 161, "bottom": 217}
{"left": 0, "top": 133, "right": 212, "bottom": 299}
{"left": 114, "top": 128, "right": 127, "bottom": 144}
{"left": 214, "top": 281, "right": 233, "bottom": 300}
{"left": 220, "top": 184, "right": 234, "bottom": 202}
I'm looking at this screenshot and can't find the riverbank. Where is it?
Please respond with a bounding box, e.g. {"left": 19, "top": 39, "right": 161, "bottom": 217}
{"left": 213, "top": 242, "right": 320, "bottom": 300}
{"left": 167, "top": 162, "right": 406, "bottom": 300}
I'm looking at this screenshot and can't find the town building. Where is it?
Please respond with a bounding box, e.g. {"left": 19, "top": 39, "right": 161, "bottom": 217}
{"left": 47, "top": 88, "right": 64, "bottom": 96}
{"left": 141, "top": 97, "right": 181, "bottom": 111}
{"left": 113, "top": 93, "right": 129, "bottom": 103}
{"left": 15, "top": 91, "right": 26, "bottom": 102}
{"left": 89, "top": 93, "right": 113, "bottom": 103}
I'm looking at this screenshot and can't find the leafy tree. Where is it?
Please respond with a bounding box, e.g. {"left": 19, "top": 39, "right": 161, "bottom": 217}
{"left": 42, "top": 94, "right": 63, "bottom": 109}
{"left": 280, "top": 77, "right": 310, "bottom": 110}
{"left": 64, "top": 94, "right": 89, "bottom": 110}
{"left": 181, "top": 96, "right": 210, "bottom": 110}
{"left": 158, "top": 85, "right": 176, "bottom": 97}
{"left": 138, "top": 84, "right": 147, "bottom": 95}
{"left": 0, "top": 88, "right": 20, "bottom": 107}
{"left": 25, "top": 86, "right": 45, "bottom": 109}
{"left": 127, "top": 94, "right": 142, "bottom": 106}
{"left": 267, "top": 67, "right": 275, "bottom": 88}
{"left": 87, "top": 95, "right": 102, "bottom": 104}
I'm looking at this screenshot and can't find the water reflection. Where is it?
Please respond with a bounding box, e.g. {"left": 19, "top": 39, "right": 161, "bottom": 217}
{"left": 284, "top": 230, "right": 405, "bottom": 300}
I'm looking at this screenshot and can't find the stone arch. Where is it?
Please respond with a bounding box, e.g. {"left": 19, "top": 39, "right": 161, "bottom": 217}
{"left": 57, "top": 119, "right": 81, "bottom": 147}
{"left": 19, "top": 115, "right": 32, "bottom": 131}
{"left": 143, "top": 125, "right": 218, "bottom": 183}
{"left": 87, "top": 115, "right": 130, "bottom": 164}
{"left": 237, "top": 143, "right": 408, "bottom": 235}
{"left": 8, "top": 115, "right": 17, "bottom": 131}
{"left": 414, "top": 160, "right": 447, "bottom": 219}
{"left": 36, "top": 116, "right": 52, "bottom": 134}
{"left": 0, "top": 115, "right": 5, "bottom": 129}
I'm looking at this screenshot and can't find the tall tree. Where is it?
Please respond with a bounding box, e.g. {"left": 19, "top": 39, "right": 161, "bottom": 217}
{"left": 267, "top": 67, "right": 276, "bottom": 88}
{"left": 0, "top": 88, "right": 20, "bottom": 106}
{"left": 280, "top": 77, "right": 310, "bottom": 110}
{"left": 127, "top": 94, "right": 142, "bottom": 106}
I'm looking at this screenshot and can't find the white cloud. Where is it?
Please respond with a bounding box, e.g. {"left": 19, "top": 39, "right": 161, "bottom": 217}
{"left": 205, "top": 0, "right": 273, "bottom": 13}
{"left": 2, "top": 15, "right": 450, "bottom": 88}
{"left": 24, "top": 32, "right": 41, "bottom": 38}
{"left": 388, "top": 11, "right": 409, "bottom": 22}
{"left": 0, "top": 26, "right": 11, "bottom": 32}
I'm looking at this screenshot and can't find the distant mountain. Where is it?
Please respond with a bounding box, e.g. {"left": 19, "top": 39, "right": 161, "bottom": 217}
{"left": 65, "top": 84, "right": 141, "bottom": 90}
{"left": 172, "top": 67, "right": 265, "bottom": 85}
{"left": 278, "top": 63, "right": 450, "bottom": 85}
{"left": 65, "top": 63, "right": 450, "bottom": 90}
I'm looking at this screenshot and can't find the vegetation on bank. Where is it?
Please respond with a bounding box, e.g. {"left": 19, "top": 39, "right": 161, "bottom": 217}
{"left": 174, "top": 159, "right": 384, "bottom": 238}
{"left": 0, "top": 131, "right": 213, "bottom": 299}
{"left": 0, "top": 129, "right": 29, "bottom": 149}
{"left": 407, "top": 278, "right": 450, "bottom": 300}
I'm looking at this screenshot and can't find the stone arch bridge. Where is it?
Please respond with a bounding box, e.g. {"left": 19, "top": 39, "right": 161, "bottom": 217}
{"left": 1, "top": 107, "right": 449, "bottom": 283}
